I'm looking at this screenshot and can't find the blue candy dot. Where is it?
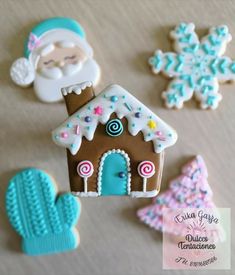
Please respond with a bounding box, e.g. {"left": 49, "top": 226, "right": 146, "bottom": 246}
{"left": 135, "top": 112, "right": 141, "bottom": 118}
{"left": 110, "top": 95, "right": 118, "bottom": 102}
{"left": 67, "top": 123, "right": 73, "bottom": 128}
{"left": 84, "top": 116, "right": 91, "bottom": 122}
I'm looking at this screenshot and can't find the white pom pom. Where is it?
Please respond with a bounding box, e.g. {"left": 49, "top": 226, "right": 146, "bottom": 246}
{"left": 10, "top": 58, "right": 35, "bottom": 87}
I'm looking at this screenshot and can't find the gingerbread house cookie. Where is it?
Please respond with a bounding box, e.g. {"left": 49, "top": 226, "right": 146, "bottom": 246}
{"left": 52, "top": 82, "right": 177, "bottom": 197}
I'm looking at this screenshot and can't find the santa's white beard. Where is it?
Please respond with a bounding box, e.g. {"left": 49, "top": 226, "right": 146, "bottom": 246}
{"left": 33, "top": 58, "right": 101, "bottom": 103}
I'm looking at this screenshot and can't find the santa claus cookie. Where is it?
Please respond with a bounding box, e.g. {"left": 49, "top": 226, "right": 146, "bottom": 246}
{"left": 52, "top": 82, "right": 177, "bottom": 198}
{"left": 10, "top": 17, "right": 101, "bottom": 103}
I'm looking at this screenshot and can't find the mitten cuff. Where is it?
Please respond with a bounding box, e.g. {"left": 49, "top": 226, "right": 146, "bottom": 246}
{"left": 22, "top": 230, "right": 79, "bottom": 255}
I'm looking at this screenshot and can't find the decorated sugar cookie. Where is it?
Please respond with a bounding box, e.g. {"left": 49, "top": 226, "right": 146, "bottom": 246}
{"left": 10, "top": 17, "right": 100, "bottom": 103}
{"left": 137, "top": 156, "right": 216, "bottom": 233}
{"left": 5, "top": 168, "right": 81, "bottom": 255}
{"left": 149, "top": 23, "right": 235, "bottom": 109}
{"left": 52, "top": 82, "right": 177, "bottom": 198}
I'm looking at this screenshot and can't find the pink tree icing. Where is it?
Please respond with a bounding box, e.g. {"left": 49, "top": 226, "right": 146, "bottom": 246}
{"left": 137, "top": 155, "right": 216, "bottom": 233}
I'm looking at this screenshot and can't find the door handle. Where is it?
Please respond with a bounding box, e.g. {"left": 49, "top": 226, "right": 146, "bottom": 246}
{"left": 118, "top": 172, "right": 125, "bottom": 178}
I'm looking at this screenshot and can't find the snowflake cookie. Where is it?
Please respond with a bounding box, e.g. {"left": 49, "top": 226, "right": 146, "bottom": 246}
{"left": 149, "top": 23, "right": 235, "bottom": 109}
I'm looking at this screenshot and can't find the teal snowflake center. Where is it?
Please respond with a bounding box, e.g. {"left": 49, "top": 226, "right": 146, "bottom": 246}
{"left": 149, "top": 23, "right": 235, "bottom": 109}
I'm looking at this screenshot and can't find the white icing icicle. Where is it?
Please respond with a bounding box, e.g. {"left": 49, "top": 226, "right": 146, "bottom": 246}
{"left": 61, "top": 81, "right": 93, "bottom": 96}
{"left": 52, "top": 84, "right": 178, "bottom": 155}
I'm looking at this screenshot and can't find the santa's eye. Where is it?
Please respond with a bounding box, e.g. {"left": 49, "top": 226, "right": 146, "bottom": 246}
{"left": 64, "top": 55, "right": 76, "bottom": 60}
{"left": 43, "top": 59, "right": 55, "bottom": 65}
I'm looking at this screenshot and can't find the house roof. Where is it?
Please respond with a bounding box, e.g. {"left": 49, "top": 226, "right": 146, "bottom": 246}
{"left": 52, "top": 84, "right": 178, "bottom": 155}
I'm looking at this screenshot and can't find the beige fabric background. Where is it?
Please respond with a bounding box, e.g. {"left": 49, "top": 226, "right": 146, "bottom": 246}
{"left": 0, "top": 0, "right": 234, "bottom": 274}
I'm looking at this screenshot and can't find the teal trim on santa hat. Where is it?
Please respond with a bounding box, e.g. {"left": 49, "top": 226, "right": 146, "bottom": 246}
{"left": 24, "top": 17, "right": 86, "bottom": 58}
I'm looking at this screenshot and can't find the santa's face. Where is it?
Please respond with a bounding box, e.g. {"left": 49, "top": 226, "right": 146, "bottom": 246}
{"left": 37, "top": 45, "right": 87, "bottom": 79}
{"left": 33, "top": 44, "right": 100, "bottom": 102}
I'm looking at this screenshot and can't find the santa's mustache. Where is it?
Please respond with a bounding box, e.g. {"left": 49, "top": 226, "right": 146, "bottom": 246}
{"left": 38, "top": 62, "right": 82, "bottom": 79}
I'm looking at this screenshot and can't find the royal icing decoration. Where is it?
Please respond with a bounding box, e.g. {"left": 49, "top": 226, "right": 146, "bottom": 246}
{"left": 53, "top": 82, "right": 177, "bottom": 198}
{"left": 52, "top": 83, "right": 177, "bottom": 155}
{"left": 137, "top": 156, "right": 216, "bottom": 233}
{"left": 97, "top": 149, "right": 131, "bottom": 196}
{"left": 10, "top": 17, "right": 100, "bottom": 103}
{"left": 137, "top": 161, "right": 156, "bottom": 193}
{"left": 77, "top": 160, "right": 94, "bottom": 193}
{"left": 149, "top": 23, "right": 235, "bottom": 109}
{"left": 94, "top": 106, "right": 103, "bottom": 115}
{"left": 106, "top": 119, "right": 124, "bottom": 137}
{"left": 5, "top": 168, "right": 81, "bottom": 255}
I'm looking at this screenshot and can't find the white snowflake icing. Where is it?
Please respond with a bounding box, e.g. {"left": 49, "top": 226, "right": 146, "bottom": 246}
{"left": 149, "top": 23, "right": 235, "bottom": 109}
{"left": 52, "top": 84, "right": 177, "bottom": 155}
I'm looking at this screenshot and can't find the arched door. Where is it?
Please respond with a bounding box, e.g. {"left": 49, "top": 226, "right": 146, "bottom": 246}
{"left": 98, "top": 150, "right": 130, "bottom": 196}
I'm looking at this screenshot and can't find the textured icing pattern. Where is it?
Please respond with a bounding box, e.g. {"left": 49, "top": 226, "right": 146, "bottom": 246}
{"left": 52, "top": 84, "right": 177, "bottom": 155}
{"left": 10, "top": 58, "right": 35, "bottom": 86}
{"left": 149, "top": 23, "right": 234, "bottom": 109}
{"left": 137, "top": 156, "right": 215, "bottom": 232}
{"left": 5, "top": 168, "right": 81, "bottom": 255}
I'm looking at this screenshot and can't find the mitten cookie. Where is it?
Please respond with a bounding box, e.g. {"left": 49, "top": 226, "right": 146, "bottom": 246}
{"left": 5, "top": 168, "right": 81, "bottom": 255}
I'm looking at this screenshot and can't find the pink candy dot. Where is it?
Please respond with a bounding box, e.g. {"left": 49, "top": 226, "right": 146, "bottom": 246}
{"left": 61, "top": 132, "right": 69, "bottom": 138}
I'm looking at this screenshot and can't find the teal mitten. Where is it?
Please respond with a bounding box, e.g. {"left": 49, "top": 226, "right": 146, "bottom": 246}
{"left": 5, "top": 168, "right": 81, "bottom": 256}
